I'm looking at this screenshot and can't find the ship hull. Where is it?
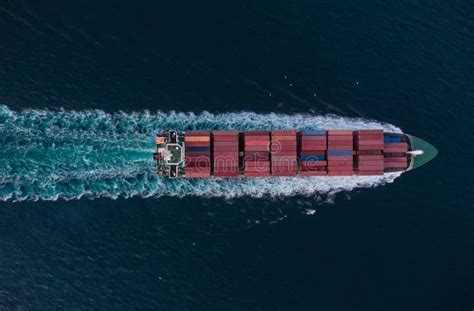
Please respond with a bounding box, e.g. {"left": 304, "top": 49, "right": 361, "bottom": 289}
{"left": 153, "top": 130, "right": 435, "bottom": 178}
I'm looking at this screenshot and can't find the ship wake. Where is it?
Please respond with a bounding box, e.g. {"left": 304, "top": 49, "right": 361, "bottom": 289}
{"left": 0, "top": 105, "right": 402, "bottom": 202}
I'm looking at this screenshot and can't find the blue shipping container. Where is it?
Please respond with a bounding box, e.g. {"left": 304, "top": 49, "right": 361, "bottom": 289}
{"left": 384, "top": 137, "right": 401, "bottom": 143}
{"left": 185, "top": 146, "right": 210, "bottom": 152}
{"left": 300, "top": 155, "right": 326, "bottom": 161}
{"left": 327, "top": 150, "right": 353, "bottom": 156}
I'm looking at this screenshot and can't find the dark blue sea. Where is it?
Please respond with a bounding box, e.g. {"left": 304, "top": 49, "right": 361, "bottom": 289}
{"left": 1, "top": 1, "right": 473, "bottom": 310}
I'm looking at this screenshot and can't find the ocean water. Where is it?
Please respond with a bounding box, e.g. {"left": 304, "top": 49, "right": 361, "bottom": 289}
{"left": 1, "top": 1, "right": 473, "bottom": 310}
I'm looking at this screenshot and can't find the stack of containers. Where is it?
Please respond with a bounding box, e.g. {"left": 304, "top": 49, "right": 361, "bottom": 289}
{"left": 327, "top": 130, "right": 354, "bottom": 176}
{"left": 384, "top": 137, "right": 408, "bottom": 169}
{"left": 185, "top": 131, "right": 211, "bottom": 177}
{"left": 271, "top": 130, "right": 297, "bottom": 176}
{"left": 213, "top": 130, "right": 239, "bottom": 177}
{"left": 354, "top": 130, "right": 384, "bottom": 175}
{"left": 244, "top": 131, "right": 270, "bottom": 177}
{"left": 299, "top": 130, "right": 327, "bottom": 176}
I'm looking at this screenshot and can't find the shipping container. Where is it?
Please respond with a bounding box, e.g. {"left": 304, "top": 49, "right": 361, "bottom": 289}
{"left": 301, "top": 130, "right": 326, "bottom": 136}
{"left": 184, "top": 136, "right": 211, "bottom": 142}
{"left": 327, "top": 150, "right": 353, "bottom": 156}
{"left": 212, "top": 130, "right": 239, "bottom": 136}
{"left": 356, "top": 171, "right": 384, "bottom": 176}
{"left": 301, "top": 136, "right": 327, "bottom": 141}
{"left": 327, "top": 130, "right": 353, "bottom": 135}
{"left": 244, "top": 131, "right": 270, "bottom": 136}
{"left": 300, "top": 155, "right": 326, "bottom": 161}
{"left": 358, "top": 150, "right": 383, "bottom": 155}
{"left": 300, "top": 171, "right": 328, "bottom": 176}
{"left": 214, "top": 172, "right": 240, "bottom": 177}
{"left": 244, "top": 172, "right": 271, "bottom": 177}
{"left": 327, "top": 136, "right": 354, "bottom": 141}
{"left": 300, "top": 151, "right": 326, "bottom": 156}
{"left": 271, "top": 130, "right": 297, "bottom": 135}
{"left": 185, "top": 131, "right": 211, "bottom": 136}
{"left": 327, "top": 155, "right": 353, "bottom": 161}
{"left": 272, "top": 135, "right": 296, "bottom": 141}
{"left": 244, "top": 135, "right": 270, "bottom": 141}
{"left": 356, "top": 130, "right": 383, "bottom": 135}
{"left": 328, "top": 171, "right": 353, "bottom": 176}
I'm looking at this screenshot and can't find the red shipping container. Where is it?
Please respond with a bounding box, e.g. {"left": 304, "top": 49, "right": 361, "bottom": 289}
{"left": 185, "top": 131, "right": 211, "bottom": 136}
{"left": 186, "top": 171, "right": 211, "bottom": 178}
{"left": 272, "top": 141, "right": 297, "bottom": 146}
{"left": 384, "top": 147, "right": 408, "bottom": 153}
{"left": 300, "top": 171, "right": 327, "bottom": 176}
{"left": 327, "top": 145, "right": 353, "bottom": 150}
{"left": 244, "top": 155, "right": 270, "bottom": 161}
{"left": 383, "top": 157, "right": 406, "bottom": 162}
{"left": 213, "top": 130, "right": 239, "bottom": 136}
{"left": 214, "top": 141, "right": 238, "bottom": 147}
{"left": 301, "top": 162, "right": 327, "bottom": 169}
{"left": 356, "top": 166, "right": 384, "bottom": 171}
{"left": 328, "top": 140, "right": 353, "bottom": 146}
{"left": 244, "top": 151, "right": 269, "bottom": 156}
{"left": 271, "top": 146, "right": 296, "bottom": 152}
{"left": 272, "top": 155, "right": 297, "bottom": 161}
{"left": 327, "top": 165, "right": 353, "bottom": 170}
{"left": 272, "top": 171, "right": 297, "bottom": 176}
{"left": 300, "top": 151, "right": 326, "bottom": 156}
{"left": 384, "top": 142, "right": 408, "bottom": 149}
{"left": 356, "top": 170, "right": 384, "bottom": 176}
{"left": 327, "top": 130, "right": 353, "bottom": 135}
{"left": 245, "top": 141, "right": 270, "bottom": 146}
{"left": 244, "top": 136, "right": 270, "bottom": 141}
{"left": 214, "top": 152, "right": 238, "bottom": 158}
{"left": 301, "top": 140, "right": 327, "bottom": 146}
{"left": 384, "top": 162, "right": 407, "bottom": 168}
{"left": 271, "top": 130, "right": 297, "bottom": 135}
{"left": 214, "top": 161, "right": 239, "bottom": 167}
{"left": 214, "top": 146, "right": 238, "bottom": 151}
{"left": 185, "top": 166, "right": 210, "bottom": 172}
{"left": 356, "top": 160, "right": 384, "bottom": 166}
{"left": 328, "top": 171, "right": 353, "bottom": 176}
{"left": 356, "top": 130, "right": 383, "bottom": 135}
{"left": 245, "top": 167, "right": 270, "bottom": 173}
{"left": 214, "top": 171, "right": 240, "bottom": 177}
{"left": 271, "top": 150, "right": 297, "bottom": 156}
{"left": 356, "top": 145, "right": 383, "bottom": 151}
{"left": 186, "top": 154, "right": 211, "bottom": 160}
{"left": 327, "top": 160, "right": 353, "bottom": 166}
{"left": 245, "top": 146, "right": 269, "bottom": 151}
{"left": 244, "top": 172, "right": 271, "bottom": 177}
{"left": 327, "top": 135, "right": 353, "bottom": 141}
{"left": 245, "top": 161, "right": 270, "bottom": 168}
{"left": 214, "top": 167, "right": 239, "bottom": 173}
{"left": 272, "top": 135, "right": 296, "bottom": 141}
{"left": 213, "top": 136, "right": 239, "bottom": 142}
{"left": 355, "top": 134, "right": 384, "bottom": 140}
{"left": 327, "top": 155, "right": 353, "bottom": 161}
{"left": 244, "top": 131, "right": 270, "bottom": 136}
{"left": 356, "top": 155, "right": 384, "bottom": 160}
{"left": 356, "top": 140, "right": 384, "bottom": 145}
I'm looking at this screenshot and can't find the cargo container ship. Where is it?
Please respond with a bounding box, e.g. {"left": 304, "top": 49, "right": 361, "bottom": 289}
{"left": 153, "top": 130, "right": 437, "bottom": 178}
